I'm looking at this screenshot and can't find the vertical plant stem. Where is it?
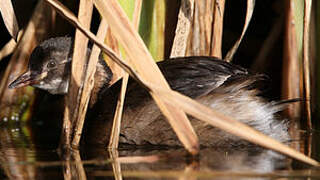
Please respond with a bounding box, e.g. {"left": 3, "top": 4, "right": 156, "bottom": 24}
{"left": 187, "top": 1, "right": 214, "bottom": 56}
{"left": 71, "top": 19, "right": 108, "bottom": 147}
{"left": 108, "top": 77, "right": 127, "bottom": 148}
{"left": 61, "top": 0, "right": 93, "bottom": 148}
{"left": 210, "top": 0, "right": 225, "bottom": 58}
{"left": 283, "top": 0, "right": 304, "bottom": 149}
{"left": 148, "top": 0, "right": 166, "bottom": 60}
{"left": 170, "top": 0, "right": 194, "bottom": 58}
{"left": 303, "top": 0, "right": 312, "bottom": 129}
{"left": 283, "top": 0, "right": 303, "bottom": 121}
{"left": 138, "top": 0, "right": 165, "bottom": 60}
{"left": 108, "top": 0, "right": 142, "bottom": 149}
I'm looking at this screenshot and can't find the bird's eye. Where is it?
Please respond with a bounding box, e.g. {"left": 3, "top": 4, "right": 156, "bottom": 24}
{"left": 47, "top": 60, "right": 56, "bottom": 69}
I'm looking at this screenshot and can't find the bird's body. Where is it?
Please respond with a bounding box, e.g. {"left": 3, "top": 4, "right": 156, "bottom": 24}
{"left": 9, "top": 37, "right": 289, "bottom": 147}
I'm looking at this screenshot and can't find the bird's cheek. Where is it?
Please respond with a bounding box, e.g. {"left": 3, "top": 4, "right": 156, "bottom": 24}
{"left": 38, "top": 71, "right": 48, "bottom": 80}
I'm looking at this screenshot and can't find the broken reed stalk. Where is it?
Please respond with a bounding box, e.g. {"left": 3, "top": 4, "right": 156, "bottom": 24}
{"left": 302, "top": 0, "right": 312, "bottom": 129}
{"left": 170, "top": 0, "right": 194, "bottom": 58}
{"left": 43, "top": 0, "right": 320, "bottom": 166}
{"left": 108, "top": 0, "right": 142, "bottom": 149}
{"left": 224, "top": 0, "right": 255, "bottom": 62}
{"left": 62, "top": 0, "right": 93, "bottom": 148}
{"left": 173, "top": 0, "right": 224, "bottom": 58}
{"left": 210, "top": 0, "right": 225, "bottom": 58}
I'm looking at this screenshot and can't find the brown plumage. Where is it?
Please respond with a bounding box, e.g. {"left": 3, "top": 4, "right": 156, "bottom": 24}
{"left": 9, "top": 37, "right": 289, "bottom": 147}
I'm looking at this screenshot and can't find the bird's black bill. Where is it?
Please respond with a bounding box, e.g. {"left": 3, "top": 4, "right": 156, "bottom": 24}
{"left": 8, "top": 71, "right": 35, "bottom": 89}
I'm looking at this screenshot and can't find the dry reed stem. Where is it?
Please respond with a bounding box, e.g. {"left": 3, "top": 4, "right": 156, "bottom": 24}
{"left": 187, "top": 1, "right": 214, "bottom": 56}
{"left": 104, "top": 28, "right": 122, "bottom": 85}
{"left": 225, "top": 0, "right": 255, "bottom": 62}
{"left": 170, "top": 0, "right": 194, "bottom": 58}
{"left": 108, "top": 76, "right": 128, "bottom": 149}
{"left": 0, "top": 38, "right": 17, "bottom": 61}
{"left": 0, "top": 0, "right": 52, "bottom": 117}
{"left": 94, "top": 0, "right": 199, "bottom": 154}
{"left": 210, "top": 0, "right": 225, "bottom": 58}
{"left": 71, "top": 20, "right": 108, "bottom": 147}
{"left": 62, "top": 0, "right": 93, "bottom": 148}
{"left": 108, "top": 0, "right": 142, "bottom": 149}
{"left": 0, "top": 30, "right": 23, "bottom": 61}
{"left": 303, "top": 0, "right": 312, "bottom": 128}
{"left": 105, "top": 36, "right": 124, "bottom": 148}
{"left": 283, "top": 0, "right": 302, "bottom": 120}
{"left": 43, "top": 0, "right": 319, "bottom": 166}
{"left": 0, "top": 0, "right": 19, "bottom": 40}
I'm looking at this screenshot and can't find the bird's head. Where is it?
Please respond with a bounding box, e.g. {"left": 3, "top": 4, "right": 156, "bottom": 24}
{"left": 9, "top": 37, "right": 74, "bottom": 94}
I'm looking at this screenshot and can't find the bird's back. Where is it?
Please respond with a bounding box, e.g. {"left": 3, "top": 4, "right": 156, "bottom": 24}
{"left": 84, "top": 57, "right": 289, "bottom": 147}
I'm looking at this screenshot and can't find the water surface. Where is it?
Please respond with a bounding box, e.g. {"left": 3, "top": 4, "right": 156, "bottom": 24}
{"left": 0, "top": 122, "right": 319, "bottom": 180}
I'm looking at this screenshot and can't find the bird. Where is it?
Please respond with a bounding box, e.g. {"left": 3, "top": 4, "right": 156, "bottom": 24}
{"left": 8, "top": 37, "right": 290, "bottom": 147}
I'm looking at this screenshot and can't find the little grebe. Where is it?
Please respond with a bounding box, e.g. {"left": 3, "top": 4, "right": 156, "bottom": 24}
{"left": 9, "top": 37, "right": 289, "bottom": 147}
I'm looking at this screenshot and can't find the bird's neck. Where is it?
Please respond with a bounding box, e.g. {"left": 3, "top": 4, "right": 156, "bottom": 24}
{"left": 89, "top": 56, "right": 113, "bottom": 106}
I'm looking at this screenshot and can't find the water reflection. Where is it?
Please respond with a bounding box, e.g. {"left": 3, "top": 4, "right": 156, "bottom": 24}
{"left": 0, "top": 124, "right": 318, "bottom": 180}
{"left": 0, "top": 126, "right": 37, "bottom": 179}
